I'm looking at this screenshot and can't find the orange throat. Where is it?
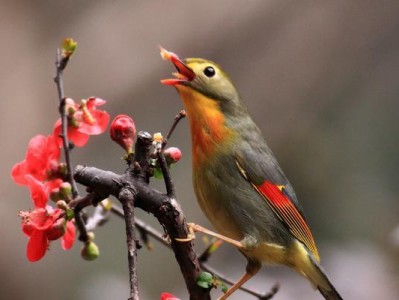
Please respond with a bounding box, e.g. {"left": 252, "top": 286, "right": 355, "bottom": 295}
{"left": 176, "top": 85, "right": 234, "bottom": 168}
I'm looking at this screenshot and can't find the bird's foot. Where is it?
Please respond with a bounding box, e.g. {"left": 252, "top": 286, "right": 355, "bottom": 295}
{"left": 182, "top": 222, "right": 244, "bottom": 250}
{"left": 175, "top": 224, "right": 196, "bottom": 242}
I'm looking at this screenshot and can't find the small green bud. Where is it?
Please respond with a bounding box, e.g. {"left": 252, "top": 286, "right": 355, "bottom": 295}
{"left": 197, "top": 271, "right": 213, "bottom": 289}
{"left": 58, "top": 163, "right": 68, "bottom": 176}
{"left": 81, "top": 241, "right": 99, "bottom": 261}
{"left": 61, "top": 38, "right": 77, "bottom": 58}
{"left": 59, "top": 182, "right": 72, "bottom": 199}
{"left": 50, "top": 188, "right": 61, "bottom": 202}
{"left": 56, "top": 200, "right": 68, "bottom": 210}
{"left": 221, "top": 284, "right": 228, "bottom": 293}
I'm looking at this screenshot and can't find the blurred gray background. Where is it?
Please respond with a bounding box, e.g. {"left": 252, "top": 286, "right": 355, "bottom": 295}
{"left": 1, "top": 1, "right": 398, "bottom": 299}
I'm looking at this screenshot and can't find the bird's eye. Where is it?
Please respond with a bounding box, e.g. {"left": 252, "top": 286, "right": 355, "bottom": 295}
{"left": 203, "top": 66, "right": 215, "bottom": 77}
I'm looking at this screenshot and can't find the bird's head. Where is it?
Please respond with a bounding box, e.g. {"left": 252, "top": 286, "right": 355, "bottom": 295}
{"left": 160, "top": 48, "right": 241, "bottom": 111}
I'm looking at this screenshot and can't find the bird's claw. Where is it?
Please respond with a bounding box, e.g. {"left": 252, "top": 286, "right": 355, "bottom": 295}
{"left": 175, "top": 223, "right": 196, "bottom": 242}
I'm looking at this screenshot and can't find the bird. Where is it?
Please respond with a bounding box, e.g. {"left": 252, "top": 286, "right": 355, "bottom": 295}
{"left": 160, "top": 48, "right": 342, "bottom": 300}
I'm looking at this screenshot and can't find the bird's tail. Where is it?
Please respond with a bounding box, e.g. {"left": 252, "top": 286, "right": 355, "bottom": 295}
{"left": 306, "top": 253, "right": 343, "bottom": 300}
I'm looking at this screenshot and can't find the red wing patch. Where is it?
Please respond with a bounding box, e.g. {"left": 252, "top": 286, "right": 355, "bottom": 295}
{"left": 255, "top": 181, "right": 320, "bottom": 261}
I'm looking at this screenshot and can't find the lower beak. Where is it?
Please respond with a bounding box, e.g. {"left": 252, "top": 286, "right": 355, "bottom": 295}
{"left": 160, "top": 47, "right": 195, "bottom": 85}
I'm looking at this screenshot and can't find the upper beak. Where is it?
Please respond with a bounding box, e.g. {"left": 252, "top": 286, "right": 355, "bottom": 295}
{"left": 160, "top": 47, "right": 196, "bottom": 85}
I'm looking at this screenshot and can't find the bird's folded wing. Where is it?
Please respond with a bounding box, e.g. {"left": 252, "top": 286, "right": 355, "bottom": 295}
{"left": 235, "top": 153, "right": 319, "bottom": 261}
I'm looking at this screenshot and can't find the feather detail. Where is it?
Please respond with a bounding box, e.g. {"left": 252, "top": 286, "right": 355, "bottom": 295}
{"left": 254, "top": 181, "right": 320, "bottom": 261}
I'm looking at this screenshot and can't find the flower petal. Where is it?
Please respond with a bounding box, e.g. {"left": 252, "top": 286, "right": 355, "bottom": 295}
{"left": 26, "top": 175, "right": 48, "bottom": 208}
{"left": 86, "top": 97, "right": 106, "bottom": 109}
{"left": 27, "top": 229, "right": 48, "bottom": 262}
{"left": 68, "top": 127, "right": 90, "bottom": 147}
{"left": 54, "top": 120, "right": 90, "bottom": 147}
{"left": 79, "top": 110, "right": 110, "bottom": 135}
{"left": 11, "top": 161, "right": 29, "bottom": 185}
{"left": 160, "top": 292, "right": 180, "bottom": 300}
{"left": 22, "top": 222, "right": 34, "bottom": 237}
{"left": 61, "top": 221, "right": 76, "bottom": 250}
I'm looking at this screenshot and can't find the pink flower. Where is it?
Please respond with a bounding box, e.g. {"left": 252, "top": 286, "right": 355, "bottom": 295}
{"left": 53, "top": 97, "right": 110, "bottom": 147}
{"left": 160, "top": 292, "right": 180, "bottom": 300}
{"left": 110, "top": 114, "right": 136, "bottom": 153}
{"left": 11, "top": 135, "right": 62, "bottom": 208}
{"left": 20, "top": 206, "right": 75, "bottom": 262}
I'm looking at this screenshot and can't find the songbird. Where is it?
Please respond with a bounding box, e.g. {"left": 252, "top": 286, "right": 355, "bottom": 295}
{"left": 160, "top": 48, "right": 342, "bottom": 300}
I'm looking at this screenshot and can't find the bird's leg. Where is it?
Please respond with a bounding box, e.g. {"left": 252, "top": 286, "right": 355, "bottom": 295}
{"left": 218, "top": 259, "right": 261, "bottom": 300}
{"left": 176, "top": 222, "right": 245, "bottom": 249}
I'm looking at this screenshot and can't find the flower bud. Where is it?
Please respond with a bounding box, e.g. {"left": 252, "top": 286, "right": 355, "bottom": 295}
{"left": 81, "top": 241, "right": 100, "bottom": 261}
{"left": 50, "top": 188, "right": 61, "bottom": 202}
{"left": 59, "top": 182, "right": 72, "bottom": 199}
{"left": 56, "top": 200, "right": 68, "bottom": 210}
{"left": 164, "top": 147, "right": 182, "bottom": 165}
{"left": 61, "top": 38, "right": 77, "bottom": 58}
{"left": 58, "top": 163, "right": 68, "bottom": 176}
{"left": 153, "top": 132, "right": 163, "bottom": 143}
{"left": 110, "top": 115, "right": 136, "bottom": 154}
{"left": 160, "top": 292, "right": 180, "bottom": 300}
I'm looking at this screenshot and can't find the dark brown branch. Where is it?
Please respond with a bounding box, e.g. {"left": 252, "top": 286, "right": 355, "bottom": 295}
{"left": 131, "top": 131, "right": 153, "bottom": 182}
{"left": 119, "top": 186, "right": 139, "bottom": 300}
{"left": 54, "top": 47, "right": 90, "bottom": 245}
{"left": 74, "top": 165, "right": 209, "bottom": 300}
{"left": 70, "top": 194, "right": 92, "bottom": 241}
{"left": 110, "top": 205, "right": 279, "bottom": 299}
{"left": 157, "top": 149, "right": 176, "bottom": 198}
{"left": 69, "top": 193, "right": 108, "bottom": 241}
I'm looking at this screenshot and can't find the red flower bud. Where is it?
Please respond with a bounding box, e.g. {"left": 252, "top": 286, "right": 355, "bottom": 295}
{"left": 110, "top": 115, "right": 136, "bottom": 154}
{"left": 164, "top": 147, "right": 182, "bottom": 165}
{"left": 160, "top": 292, "right": 180, "bottom": 300}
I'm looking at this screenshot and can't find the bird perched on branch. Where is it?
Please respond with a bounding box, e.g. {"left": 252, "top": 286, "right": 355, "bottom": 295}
{"left": 161, "top": 48, "right": 342, "bottom": 300}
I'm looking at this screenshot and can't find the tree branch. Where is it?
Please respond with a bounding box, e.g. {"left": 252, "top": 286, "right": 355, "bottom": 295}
{"left": 54, "top": 47, "right": 79, "bottom": 198}
{"left": 75, "top": 165, "right": 210, "bottom": 299}
{"left": 54, "top": 46, "right": 89, "bottom": 244}
{"left": 111, "top": 204, "right": 279, "bottom": 299}
{"left": 162, "top": 110, "right": 186, "bottom": 149}
{"left": 119, "top": 185, "right": 139, "bottom": 300}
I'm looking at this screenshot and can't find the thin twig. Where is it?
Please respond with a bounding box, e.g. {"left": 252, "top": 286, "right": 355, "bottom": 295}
{"left": 162, "top": 109, "right": 186, "bottom": 149}
{"left": 54, "top": 48, "right": 79, "bottom": 198}
{"left": 157, "top": 149, "right": 176, "bottom": 198}
{"left": 69, "top": 193, "right": 107, "bottom": 241}
{"left": 54, "top": 47, "right": 89, "bottom": 244}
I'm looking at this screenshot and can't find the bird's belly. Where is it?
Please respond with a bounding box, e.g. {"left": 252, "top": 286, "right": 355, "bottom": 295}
{"left": 194, "top": 176, "right": 244, "bottom": 241}
{"left": 244, "top": 242, "right": 287, "bottom": 265}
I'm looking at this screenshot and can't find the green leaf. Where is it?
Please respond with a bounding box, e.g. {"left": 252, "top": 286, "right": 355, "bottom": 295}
{"left": 197, "top": 271, "right": 213, "bottom": 289}
{"left": 154, "top": 167, "right": 163, "bottom": 179}
{"left": 66, "top": 208, "right": 74, "bottom": 221}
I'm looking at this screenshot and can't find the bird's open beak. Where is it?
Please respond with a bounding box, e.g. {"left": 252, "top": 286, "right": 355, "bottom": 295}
{"left": 160, "top": 47, "right": 195, "bottom": 85}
